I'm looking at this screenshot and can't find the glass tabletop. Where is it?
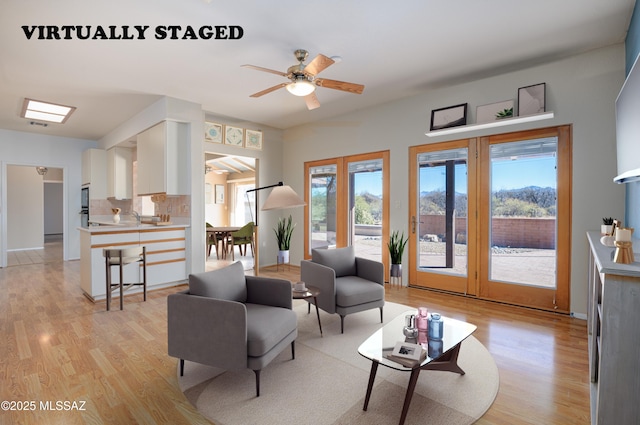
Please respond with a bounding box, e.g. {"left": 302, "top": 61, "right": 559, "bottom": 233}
{"left": 357, "top": 310, "right": 477, "bottom": 371}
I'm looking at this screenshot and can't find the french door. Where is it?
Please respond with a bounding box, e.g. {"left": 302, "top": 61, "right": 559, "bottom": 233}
{"left": 408, "top": 139, "right": 477, "bottom": 294}
{"left": 304, "top": 151, "right": 390, "bottom": 273}
{"left": 409, "top": 126, "right": 571, "bottom": 312}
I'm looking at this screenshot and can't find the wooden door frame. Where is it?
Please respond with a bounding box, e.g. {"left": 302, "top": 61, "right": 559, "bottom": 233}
{"left": 304, "top": 151, "right": 390, "bottom": 276}
{"left": 478, "top": 125, "right": 572, "bottom": 313}
{"left": 304, "top": 157, "right": 344, "bottom": 258}
{"left": 408, "top": 139, "right": 478, "bottom": 295}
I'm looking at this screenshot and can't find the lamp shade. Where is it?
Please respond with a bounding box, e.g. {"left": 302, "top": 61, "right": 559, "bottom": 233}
{"left": 286, "top": 80, "right": 315, "bottom": 97}
{"left": 261, "top": 185, "right": 306, "bottom": 210}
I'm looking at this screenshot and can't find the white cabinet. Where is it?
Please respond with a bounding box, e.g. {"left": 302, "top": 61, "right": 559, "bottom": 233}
{"left": 79, "top": 226, "right": 188, "bottom": 301}
{"left": 81, "top": 148, "right": 107, "bottom": 199}
{"left": 139, "top": 228, "right": 187, "bottom": 284}
{"left": 587, "top": 232, "right": 640, "bottom": 424}
{"left": 80, "top": 230, "right": 140, "bottom": 299}
{"left": 136, "top": 120, "right": 188, "bottom": 195}
{"left": 107, "top": 146, "right": 133, "bottom": 199}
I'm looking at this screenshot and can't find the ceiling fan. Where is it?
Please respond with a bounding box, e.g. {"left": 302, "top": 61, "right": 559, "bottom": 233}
{"left": 242, "top": 49, "right": 365, "bottom": 110}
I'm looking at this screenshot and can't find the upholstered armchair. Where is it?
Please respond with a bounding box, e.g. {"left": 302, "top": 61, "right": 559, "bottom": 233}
{"left": 300, "top": 246, "right": 385, "bottom": 333}
{"left": 167, "top": 261, "right": 297, "bottom": 397}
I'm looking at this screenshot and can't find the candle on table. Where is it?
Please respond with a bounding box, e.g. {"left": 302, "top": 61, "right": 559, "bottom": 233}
{"left": 615, "top": 228, "right": 632, "bottom": 242}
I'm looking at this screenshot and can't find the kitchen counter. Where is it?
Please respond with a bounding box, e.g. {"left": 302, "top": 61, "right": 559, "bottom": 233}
{"left": 79, "top": 222, "right": 189, "bottom": 233}
{"left": 79, "top": 222, "right": 190, "bottom": 302}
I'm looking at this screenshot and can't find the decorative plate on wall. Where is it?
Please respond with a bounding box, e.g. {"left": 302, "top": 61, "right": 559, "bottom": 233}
{"left": 205, "top": 122, "right": 223, "bottom": 143}
{"left": 245, "top": 129, "right": 263, "bottom": 150}
{"left": 224, "top": 125, "right": 244, "bottom": 146}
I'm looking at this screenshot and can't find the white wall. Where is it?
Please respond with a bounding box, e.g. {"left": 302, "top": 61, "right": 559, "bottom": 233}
{"left": 0, "top": 129, "right": 97, "bottom": 264}
{"left": 7, "top": 165, "right": 43, "bottom": 250}
{"left": 44, "top": 182, "right": 64, "bottom": 235}
{"left": 282, "top": 44, "right": 627, "bottom": 317}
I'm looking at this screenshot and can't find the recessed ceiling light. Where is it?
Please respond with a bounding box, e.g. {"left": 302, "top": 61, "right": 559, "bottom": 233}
{"left": 21, "top": 98, "right": 76, "bottom": 124}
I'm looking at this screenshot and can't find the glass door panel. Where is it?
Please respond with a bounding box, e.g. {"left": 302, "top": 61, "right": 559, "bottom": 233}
{"left": 348, "top": 158, "right": 383, "bottom": 262}
{"left": 409, "top": 140, "right": 475, "bottom": 295}
{"left": 478, "top": 126, "right": 571, "bottom": 312}
{"left": 308, "top": 164, "right": 338, "bottom": 252}
{"left": 489, "top": 137, "right": 558, "bottom": 288}
{"left": 417, "top": 148, "right": 468, "bottom": 277}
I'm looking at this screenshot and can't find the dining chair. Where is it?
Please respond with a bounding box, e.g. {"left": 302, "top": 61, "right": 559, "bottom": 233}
{"left": 229, "top": 222, "right": 255, "bottom": 260}
{"left": 206, "top": 222, "right": 221, "bottom": 259}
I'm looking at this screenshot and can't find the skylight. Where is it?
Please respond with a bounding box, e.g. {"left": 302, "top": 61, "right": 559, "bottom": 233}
{"left": 21, "top": 98, "right": 76, "bottom": 124}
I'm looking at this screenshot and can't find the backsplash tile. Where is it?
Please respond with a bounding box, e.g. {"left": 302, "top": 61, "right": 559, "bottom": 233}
{"left": 90, "top": 195, "right": 190, "bottom": 218}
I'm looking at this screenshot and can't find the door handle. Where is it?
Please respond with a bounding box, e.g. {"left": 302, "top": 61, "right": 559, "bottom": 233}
{"left": 411, "top": 216, "right": 424, "bottom": 234}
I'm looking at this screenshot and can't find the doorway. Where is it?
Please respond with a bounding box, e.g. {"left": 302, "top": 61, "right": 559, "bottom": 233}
{"left": 3, "top": 164, "right": 65, "bottom": 267}
{"left": 409, "top": 126, "right": 571, "bottom": 312}
{"left": 204, "top": 153, "right": 256, "bottom": 268}
{"left": 304, "top": 151, "right": 390, "bottom": 272}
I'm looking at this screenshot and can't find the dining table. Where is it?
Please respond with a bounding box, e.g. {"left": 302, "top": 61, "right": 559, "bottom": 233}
{"left": 207, "top": 226, "right": 240, "bottom": 259}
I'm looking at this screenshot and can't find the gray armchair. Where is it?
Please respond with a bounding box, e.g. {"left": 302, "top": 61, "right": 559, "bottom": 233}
{"left": 300, "top": 246, "right": 384, "bottom": 333}
{"left": 167, "top": 261, "right": 297, "bottom": 397}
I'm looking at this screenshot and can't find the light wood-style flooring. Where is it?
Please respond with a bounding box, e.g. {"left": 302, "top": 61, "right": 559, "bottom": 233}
{"left": 6, "top": 234, "right": 63, "bottom": 267}
{"left": 0, "top": 260, "right": 590, "bottom": 424}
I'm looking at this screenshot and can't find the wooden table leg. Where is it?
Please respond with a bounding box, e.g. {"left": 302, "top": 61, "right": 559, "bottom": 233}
{"left": 363, "top": 360, "right": 379, "bottom": 411}
{"left": 398, "top": 367, "right": 421, "bottom": 425}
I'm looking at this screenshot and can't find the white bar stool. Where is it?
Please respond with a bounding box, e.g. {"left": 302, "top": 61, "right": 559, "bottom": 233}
{"left": 103, "top": 246, "right": 147, "bottom": 311}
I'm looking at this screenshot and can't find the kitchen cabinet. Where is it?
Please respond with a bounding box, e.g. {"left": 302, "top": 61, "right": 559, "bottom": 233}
{"left": 81, "top": 148, "right": 107, "bottom": 199}
{"left": 107, "top": 146, "right": 133, "bottom": 199}
{"left": 586, "top": 231, "right": 640, "bottom": 424}
{"left": 79, "top": 224, "right": 188, "bottom": 301}
{"left": 139, "top": 227, "right": 187, "bottom": 284}
{"left": 136, "top": 120, "right": 188, "bottom": 195}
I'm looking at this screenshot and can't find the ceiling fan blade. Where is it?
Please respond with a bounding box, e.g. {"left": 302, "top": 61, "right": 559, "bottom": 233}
{"left": 316, "top": 78, "right": 365, "bottom": 94}
{"left": 305, "top": 92, "right": 321, "bottom": 110}
{"left": 241, "top": 64, "right": 288, "bottom": 77}
{"left": 250, "top": 83, "right": 288, "bottom": 98}
{"left": 304, "top": 54, "right": 335, "bottom": 76}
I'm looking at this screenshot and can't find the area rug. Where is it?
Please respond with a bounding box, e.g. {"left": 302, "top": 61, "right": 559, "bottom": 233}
{"left": 177, "top": 301, "right": 499, "bottom": 425}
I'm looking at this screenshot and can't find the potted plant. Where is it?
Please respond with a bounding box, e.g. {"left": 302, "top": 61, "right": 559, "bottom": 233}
{"left": 602, "top": 217, "right": 614, "bottom": 235}
{"left": 387, "top": 230, "right": 409, "bottom": 281}
{"left": 274, "top": 215, "right": 295, "bottom": 265}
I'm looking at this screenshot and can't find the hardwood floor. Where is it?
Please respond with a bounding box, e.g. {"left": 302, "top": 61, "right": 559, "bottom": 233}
{"left": 0, "top": 261, "right": 590, "bottom": 424}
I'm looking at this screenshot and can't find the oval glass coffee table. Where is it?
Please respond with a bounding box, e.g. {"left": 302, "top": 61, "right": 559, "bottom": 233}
{"left": 292, "top": 285, "right": 323, "bottom": 336}
{"left": 358, "top": 311, "right": 476, "bottom": 425}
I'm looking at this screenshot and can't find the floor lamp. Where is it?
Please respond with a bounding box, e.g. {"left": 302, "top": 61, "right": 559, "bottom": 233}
{"left": 246, "top": 182, "right": 306, "bottom": 276}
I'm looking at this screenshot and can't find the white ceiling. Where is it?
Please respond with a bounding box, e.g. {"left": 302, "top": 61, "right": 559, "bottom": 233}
{"left": 0, "top": 0, "right": 635, "bottom": 141}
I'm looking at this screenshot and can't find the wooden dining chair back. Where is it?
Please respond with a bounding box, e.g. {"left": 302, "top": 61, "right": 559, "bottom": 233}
{"left": 206, "top": 222, "right": 221, "bottom": 259}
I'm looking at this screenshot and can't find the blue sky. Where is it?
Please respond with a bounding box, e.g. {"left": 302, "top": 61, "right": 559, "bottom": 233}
{"left": 354, "top": 156, "right": 557, "bottom": 196}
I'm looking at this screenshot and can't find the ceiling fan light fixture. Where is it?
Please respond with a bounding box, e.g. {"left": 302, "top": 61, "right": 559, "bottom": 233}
{"left": 286, "top": 80, "right": 315, "bottom": 97}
